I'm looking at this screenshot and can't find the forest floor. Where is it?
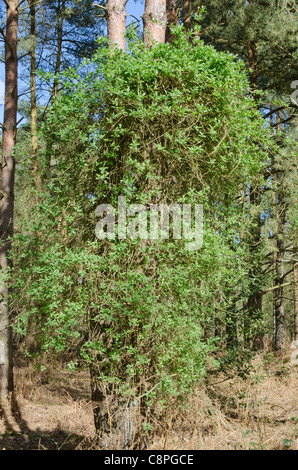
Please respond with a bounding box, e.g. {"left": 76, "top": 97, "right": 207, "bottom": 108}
{"left": 0, "top": 352, "right": 297, "bottom": 450}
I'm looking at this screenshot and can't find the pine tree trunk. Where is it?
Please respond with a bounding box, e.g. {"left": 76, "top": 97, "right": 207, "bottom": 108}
{"left": 294, "top": 262, "right": 298, "bottom": 341}
{"left": 106, "top": 0, "right": 126, "bottom": 51}
{"left": 0, "top": 0, "right": 19, "bottom": 399}
{"left": 273, "top": 112, "right": 286, "bottom": 351}
{"left": 24, "top": 1, "right": 40, "bottom": 356}
{"left": 53, "top": 0, "right": 64, "bottom": 98}
{"left": 30, "top": 0, "right": 38, "bottom": 176}
{"left": 165, "top": 0, "right": 176, "bottom": 44}
{"left": 89, "top": 314, "right": 139, "bottom": 448}
{"left": 245, "top": 38, "right": 263, "bottom": 349}
{"left": 274, "top": 248, "right": 285, "bottom": 351}
{"left": 182, "top": 0, "right": 192, "bottom": 39}
{"left": 273, "top": 189, "right": 286, "bottom": 351}
{"left": 143, "top": 0, "right": 167, "bottom": 45}
{"left": 246, "top": 183, "right": 263, "bottom": 350}
{"left": 246, "top": 38, "right": 258, "bottom": 99}
{"left": 226, "top": 303, "right": 238, "bottom": 348}
{"left": 88, "top": 307, "right": 113, "bottom": 441}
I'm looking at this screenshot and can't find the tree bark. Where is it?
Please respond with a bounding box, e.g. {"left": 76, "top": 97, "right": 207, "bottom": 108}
{"left": 294, "top": 262, "right": 298, "bottom": 341}
{"left": 182, "top": 0, "right": 192, "bottom": 39}
{"left": 273, "top": 221, "right": 285, "bottom": 351}
{"left": 245, "top": 182, "right": 263, "bottom": 350}
{"left": 274, "top": 238, "right": 285, "bottom": 351}
{"left": 165, "top": 0, "right": 177, "bottom": 44}
{"left": 143, "top": 0, "right": 167, "bottom": 45}
{"left": 273, "top": 112, "right": 286, "bottom": 351}
{"left": 246, "top": 38, "right": 258, "bottom": 99}
{"left": 0, "top": 0, "right": 19, "bottom": 399}
{"left": 244, "top": 38, "right": 263, "bottom": 349}
{"left": 106, "top": 0, "right": 126, "bottom": 51}
{"left": 226, "top": 303, "right": 238, "bottom": 348}
{"left": 30, "top": 0, "right": 38, "bottom": 185}
{"left": 52, "top": 0, "right": 64, "bottom": 98}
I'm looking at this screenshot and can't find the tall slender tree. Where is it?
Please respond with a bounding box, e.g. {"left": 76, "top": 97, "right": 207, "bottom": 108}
{"left": 143, "top": 0, "right": 166, "bottom": 45}
{"left": 52, "top": 0, "right": 64, "bottom": 97}
{"left": 29, "top": 0, "right": 38, "bottom": 182}
{"left": 106, "top": 0, "right": 126, "bottom": 51}
{"left": 165, "top": 0, "right": 177, "bottom": 43}
{"left": 294, "top": 261, "right": 298, "bottom": 341}
{"left": 0, "top": 0, "right": 19, "bottom": 399}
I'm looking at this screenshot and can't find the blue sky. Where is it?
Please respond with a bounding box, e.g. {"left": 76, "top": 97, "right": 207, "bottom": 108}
{"left": 127, "top": 0, "right": 144, "bottom": 26}
{"left": 0, "top": 0, "right": 146, "bottom": 122}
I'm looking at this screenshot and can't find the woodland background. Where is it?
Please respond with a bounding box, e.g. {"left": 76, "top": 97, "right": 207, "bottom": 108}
{"left": 0, "top": 0, "right": 297, "bottom": 450}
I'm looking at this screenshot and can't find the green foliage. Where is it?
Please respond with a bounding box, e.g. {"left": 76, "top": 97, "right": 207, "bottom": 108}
{"left": 12, "top": 33, "right": 272, "bottom": 418}
{"left": 200, "top": 0, "right": 298, "bottom": 94}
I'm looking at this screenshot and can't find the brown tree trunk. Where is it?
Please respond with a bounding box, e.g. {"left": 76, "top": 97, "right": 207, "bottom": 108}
{"left": 247, "top": 38, "right": 258, "bottom": 99}
{"left": 245, "top": 182, "right": 263, "bottom": 350}
{"left": 273, "top": 221, "right": 285, "bottom": 351}
{"left": 0, "top": 0, "right": 19, "bottom": 399}
{"left": 106, "top": 0, "right": 126, "bottom": 51}
{"left": 24, "top": 1, "right": 40, "bottom": 355}
{"left": 272, "top": 176, "right": 279, "bottom": 346}
{"left": 89, "top": 315, "right": 112, "bottom": 443}
{"left": 294, "top": 262, "right": 298, "bottom": 341}
{"left": 182, "top": 0, "right": 192, "bottom": 39}
{"left": 165, "top": 0, "right": 177, "bottom": 44}
{"left": 53, "top": 0, "right": 64, "bottom": 98}
{"left": 274, "top": 237, "right": 285, "bottom": 351}
{"left": 30, "top": 0, "right": 38, "bottom": 185}
{"left": 226, "top": 303, "right": 238, "bottom": 348}
{"left": 245, "top": 37, "right": 263, "bottom": 349}
{"left": 273, "top": 112, "right": 286, "bottom": 351}
{"left": 143, "top": 0, "right": 167, "bottom": 45}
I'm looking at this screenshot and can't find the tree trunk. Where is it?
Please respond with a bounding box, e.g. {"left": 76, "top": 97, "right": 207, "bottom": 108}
{"left": 226, "top": 303, "right": 238, "bottom": 348}
{"left": 273, "top": 205, "right": 286, "bottom": 352}
{"left": 89, "top": 314, "right": 139, "bottom": 448}
{"left": 165, "top": 0, "right": 176, "bottom": 44}
{"left": 245, "top": 38, "right": 263, "bottom": 349}
{"left": 245, "top": 182, "right": 263, "bottom": 350}
{"left": 274, "top": 241, "right": 285, "bottom": 351}
{"left": 53, "top": 0, "right": 64, "bottom": 98}
{"left": 24, "top": 1, "right": 40, "bottom": 356}
{"left": 30, "top": 0, "right": 38, "bottom": 186}
{"left": 106, "top": 0, "right": 126, "bottom": 51}
{"left": 0, "top": 0, "right": 19, "bottom": 399}
{"left": 294, "top": 262, "right": 298, "bottom": 341}
{"left": 143, "top": 0, "right": 167, "bottom": 45}
{"left": 273, "top": 112, "right": 286, "bottom": 351}
{"left": 182, "top": 0, "right": 192, "bottom": 39}
{"left": 88, "top": 309, "right": 113, "bottom": 441}
{"left": 246, "top": 38, "right": 258, "bottom": 99}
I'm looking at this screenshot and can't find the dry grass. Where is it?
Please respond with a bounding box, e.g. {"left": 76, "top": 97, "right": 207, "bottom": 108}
{"left": 0, "top": 354, "right": 297, "bottom": 450}
{"left": 0, "top": 362, "right": 95, "bottom": 449}
{"left": 150, "top": 355, "right": 298, "bottom": 450}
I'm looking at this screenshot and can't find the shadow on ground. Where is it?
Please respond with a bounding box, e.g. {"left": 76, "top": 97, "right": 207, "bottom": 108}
{"left": 0, "top": 397, "right": 91, "bottom": 450}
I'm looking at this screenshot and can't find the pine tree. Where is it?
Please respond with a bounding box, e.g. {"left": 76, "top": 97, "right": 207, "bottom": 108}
{"left": 0, "top": 0, "right": 19, "bottom": 399}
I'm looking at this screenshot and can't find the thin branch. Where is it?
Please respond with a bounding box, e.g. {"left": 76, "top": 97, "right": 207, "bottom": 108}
{"left": 92, "top": 2, "right": 107, "bottom": 9}
{"left": 16, "top": 117, "right": 24, "bottom": 126}
{"left": 263, "top": 281, "right": 293, "bottom": 295}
